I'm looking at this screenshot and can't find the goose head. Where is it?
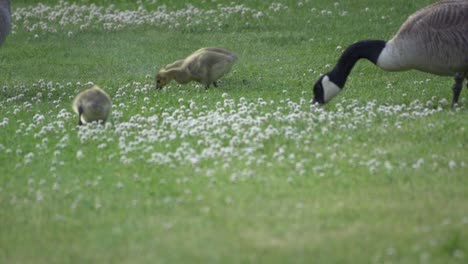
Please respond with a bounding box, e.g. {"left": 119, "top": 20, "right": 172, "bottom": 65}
{"left": 312, "top": 74, "right": 342, "bottom": 105}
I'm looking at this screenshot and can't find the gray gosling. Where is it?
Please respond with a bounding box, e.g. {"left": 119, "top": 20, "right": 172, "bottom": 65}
{"left": 72, "top": 86, "right": 112, "bottom": 126}
{"left": 156, "top": 47, "right": 238, "bottom": 89}
{"left": 313, "top": 0, "right": 468, "bottom": 107}
{"left": 0, "top": 0, "right": 11, "bottom": 46}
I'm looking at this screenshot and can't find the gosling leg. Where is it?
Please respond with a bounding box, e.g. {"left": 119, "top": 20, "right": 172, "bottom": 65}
{"left": 78, "top": 106, "right": 84, "bottom": 126}
{"left": 451, "top": 74, "right": 464, "bottom": 108}
{"left": 204, "top": 78, "right": 212, "bottom": 90}
{"left": 204, "top": 72, "right": 213, "bottom": 90}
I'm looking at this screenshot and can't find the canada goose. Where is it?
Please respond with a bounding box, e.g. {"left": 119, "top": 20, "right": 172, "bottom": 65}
{"left": 313, "top": 0, "right": 468, "bottom": 107}
{"left": 0, "top": 0, "right": 11, "bottom": 46}
{"left": 156, "top": 47, "right": 238, "bottom": 89}
{"left": 72, "top": 86, "right": 112, "bottom": 126}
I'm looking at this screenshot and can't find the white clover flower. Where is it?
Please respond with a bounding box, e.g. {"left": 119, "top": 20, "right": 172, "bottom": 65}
{"left": 36, "top": 191, "right": 44, "bottom": 202}
{"left": 453, "top": 250, "right": 464, "bottom": 259}
{"left": 448, "top": 160, "right": 457, "bottom": 169}
{"left": 384, "top": 161, "right": 393, "bottom": 170}
{"left": 412, "top": 158, "right": 424, "bottom": 169}
{"left": 163, "top": 222, "right": 173, "bottom": 230}
{"left": 52, "top": 182, "right": 60, "bottom": 191}
{"left": 97, "top": 143, "right": 107, "bottom": 149}
{"left": 76, "top": 150, "right": 84, "bottom": 160}
{"left": 95, "top": 198, "right": 102, "bottom": 210}
{"left": 0, "top": 81, "right": 446, "bottom": 179}
{"left": 27, "top": 178, "right": 35, "bottom": 185}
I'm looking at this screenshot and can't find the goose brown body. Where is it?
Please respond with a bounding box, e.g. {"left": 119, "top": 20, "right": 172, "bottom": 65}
{"left": 377, "top": 0, "right": 468, "bottom": 75}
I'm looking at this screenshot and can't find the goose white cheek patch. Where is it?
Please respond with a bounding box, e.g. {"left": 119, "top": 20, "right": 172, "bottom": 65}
{"left": 322, "top": 75, "right": 342, "bottom": 103}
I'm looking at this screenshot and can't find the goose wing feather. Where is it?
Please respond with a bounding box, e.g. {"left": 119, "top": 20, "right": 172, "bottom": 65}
{"left": 392, "top": 0, "right": 468, "bottom": 74}
{"left": 398, "top": 1, "right": 468, "bottom": 34}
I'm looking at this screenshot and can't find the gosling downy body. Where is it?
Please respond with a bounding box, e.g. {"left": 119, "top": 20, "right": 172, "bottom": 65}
{"left": 313, "top": 0, "right": 468, "bottom": 107}
{"left": 72, "top": 86, "right": 112, "bottom": 126}
{"left": 156, "top": 47, "right": 238, "bottom": 89}
{"left": 161, "top": 48, "right": 235, "bottom": 70}
{"left": 0, "top": 0, "right": 11, "bottom": 46}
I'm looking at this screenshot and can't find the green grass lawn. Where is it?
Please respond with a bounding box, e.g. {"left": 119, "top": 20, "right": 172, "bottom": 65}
{"left": 1, "top": 0, "right": 467, "bottom": 263}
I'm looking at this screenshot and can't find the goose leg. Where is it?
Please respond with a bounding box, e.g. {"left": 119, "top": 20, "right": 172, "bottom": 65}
{"left": 451, "top": 75, "right": 463, "bottom": 107}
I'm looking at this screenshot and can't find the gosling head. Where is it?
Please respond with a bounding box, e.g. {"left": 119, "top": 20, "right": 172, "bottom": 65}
{"left": 155, "top": 71, "right": 170, "bottom": 89}
{"left": 312, "top": 74, "right": 342, "bottom": 105}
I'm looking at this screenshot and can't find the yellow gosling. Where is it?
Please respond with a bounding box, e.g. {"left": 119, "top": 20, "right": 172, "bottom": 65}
{"left": 156, "top": 47, "right": 238, "bottom": 89}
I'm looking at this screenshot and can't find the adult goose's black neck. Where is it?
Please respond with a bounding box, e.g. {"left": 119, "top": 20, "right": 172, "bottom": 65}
{"left": 328, "top": 40, "right": 387, "bottom": 88}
